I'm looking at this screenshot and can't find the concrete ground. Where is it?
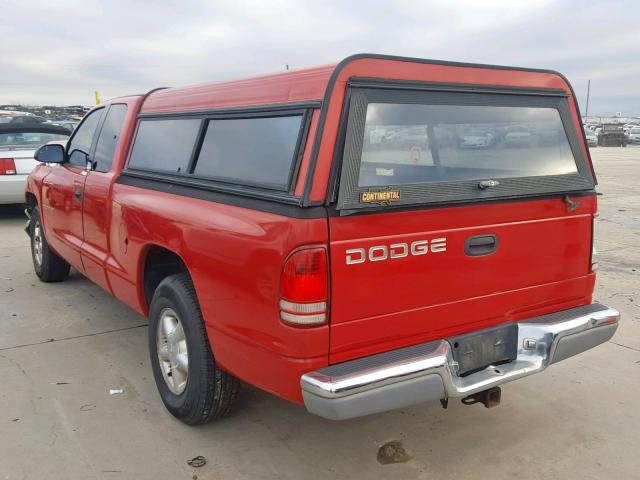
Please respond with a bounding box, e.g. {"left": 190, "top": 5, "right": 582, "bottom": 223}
{"left": 1, "top": 147, "right": 639, "bottom": 480}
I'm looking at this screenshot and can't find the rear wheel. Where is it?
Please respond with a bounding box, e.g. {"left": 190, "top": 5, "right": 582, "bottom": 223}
{"left": 30, "top": 206, "right": 70, "bottom": 282}
{"left": 148, "top": 273, "right": 239, "bottom": 425}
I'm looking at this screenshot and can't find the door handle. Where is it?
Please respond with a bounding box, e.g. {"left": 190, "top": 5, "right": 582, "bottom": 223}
{"left": 74, "top": 188, "right": 83, "bottom": 200}
{"left": 464, "top": 234, "right": 498, "bottom": 256}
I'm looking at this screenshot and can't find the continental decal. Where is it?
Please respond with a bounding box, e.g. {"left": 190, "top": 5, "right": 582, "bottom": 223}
{"left": 360, "top": 190, "right": 401, "bottom": 203}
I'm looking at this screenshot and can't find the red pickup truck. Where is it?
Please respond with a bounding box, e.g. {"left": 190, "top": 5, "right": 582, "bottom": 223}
{"left": 25, "top": 54, "right": 619, "bottom": 424}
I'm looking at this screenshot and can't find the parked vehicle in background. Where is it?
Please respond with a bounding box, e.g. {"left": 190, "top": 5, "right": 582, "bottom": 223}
{"left": 56, "top": 121, "right": 79, "bottom": 132}
{"left": 459, "top": 129, "right": 495, "bottom": 148}
{"left": 396, "top": 125, "right": 429, "bottom": 147}
{"left": 537, "top": 128, "right": 562, "bottom": 146}
{"left": 597, "top": 124, "right": 627, "bottom": 147}
{"left": 584, "top": 129, "right": 598, "bottom": 147}
{"left": 0, "top": 125, "right": 69, "bottom": 204}
{"left": 0, "top": 115, "right": 49, "bottom": 125}
{"left": 628, "top": 127, "right": 640, "bottom": 144}
{"left": 504, "top": 126, "right": 531, "bottom": 147}
{"left": 365, "top": 126, "right": 397, "bottom": 147}
{"left": 25, "top": 54, "right": 619, "bottom": 424}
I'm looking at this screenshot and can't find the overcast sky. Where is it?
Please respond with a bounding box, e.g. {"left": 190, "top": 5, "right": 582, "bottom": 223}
{"left": 2, "top": 0, "right": 638, "bottom": 116}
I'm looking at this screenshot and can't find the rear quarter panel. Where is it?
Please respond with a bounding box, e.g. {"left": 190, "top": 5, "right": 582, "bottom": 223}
{"left": 13, "top": 156, "right": 37, "bottom": 175}
{"left": 108, "top": 185, "right": 330, "bottom": 402}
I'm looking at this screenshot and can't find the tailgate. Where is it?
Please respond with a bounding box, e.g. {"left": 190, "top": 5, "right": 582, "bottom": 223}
{"left": 328, "top": 83, "right": 596, "bottom": 363}
{"left": 328, "top": 197, "right": 595, "bottom": 362}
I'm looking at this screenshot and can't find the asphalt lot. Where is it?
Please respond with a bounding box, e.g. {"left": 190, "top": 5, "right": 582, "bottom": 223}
{"left": 1, "top": 147, "right": 639, "bottom": 480}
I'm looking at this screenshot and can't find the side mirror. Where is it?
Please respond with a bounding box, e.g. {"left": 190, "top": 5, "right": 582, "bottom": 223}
{"left": 35, "top": 144, "right": 65, "bottom": 164}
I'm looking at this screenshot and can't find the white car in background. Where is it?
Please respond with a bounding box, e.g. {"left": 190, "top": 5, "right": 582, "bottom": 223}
{"left": 0, "top": 125, "right": 69, "bottom": 204}
{"left": 628, "top": 127, "right": 640, "bottom": 144}
{"left": 459, "top": 129, "right": 495, "bottom": 148}
{"left": 504, "top": 126, "right": 532, "bottom": 147}
{"left": 584, "top": 129, "right": 598, "bottom": 147}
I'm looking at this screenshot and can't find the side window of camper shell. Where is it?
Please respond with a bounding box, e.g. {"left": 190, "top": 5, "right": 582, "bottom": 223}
{"left": 126, "top": 111, "right": 308, "bottom": 193}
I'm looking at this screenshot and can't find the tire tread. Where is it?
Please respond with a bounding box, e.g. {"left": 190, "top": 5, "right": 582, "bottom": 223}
{"left": 150, "top": 273, "right": 238, "bottom": 425}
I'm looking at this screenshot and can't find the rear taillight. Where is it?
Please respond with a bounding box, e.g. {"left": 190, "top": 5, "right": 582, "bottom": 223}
{"left": 0, "top": 158, "right": 16, "bottom": 175}
{"left": 279, "top": 247, "right": 328, "bottom": 327}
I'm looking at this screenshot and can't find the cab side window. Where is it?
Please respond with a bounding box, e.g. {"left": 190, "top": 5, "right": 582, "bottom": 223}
{"left": 67, "top": 108, "right": 103, "bottom": 167}
{"left": 93, "top": 104, "right": 128, "bottom": 172}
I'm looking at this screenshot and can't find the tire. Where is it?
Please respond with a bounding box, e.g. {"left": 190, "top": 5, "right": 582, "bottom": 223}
{"left": 30, "top": 206, "right": 70, "bottom": 282}
{"left": 148, "top": 273, "right": 239, "bottom": 425}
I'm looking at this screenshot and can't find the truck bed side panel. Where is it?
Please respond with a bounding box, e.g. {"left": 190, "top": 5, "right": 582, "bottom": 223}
{"left": 108, "top": 183, "right": 329, "bottom": 402}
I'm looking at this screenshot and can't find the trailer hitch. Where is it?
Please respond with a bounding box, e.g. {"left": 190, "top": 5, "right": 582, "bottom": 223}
{"left": 461, "top": 387, "right": 502, "bottom": 408}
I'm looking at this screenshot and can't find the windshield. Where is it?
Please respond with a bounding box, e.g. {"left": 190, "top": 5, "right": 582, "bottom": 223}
{"left": 358, "top": 103, "right": 577, "bottom": 187}
{"left": 631, "top": 128, "right": 640, "bottom": 134}
{"left": 0, "top": 131, "right": 68, "bottom": 147}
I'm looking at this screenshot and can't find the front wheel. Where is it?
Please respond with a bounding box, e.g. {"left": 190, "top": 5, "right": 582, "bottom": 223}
{"left": 30, "top": 206, "right": 70, "bottom": 282}
{"left": 148, "top": 273, "right": 239, "bottom": 425}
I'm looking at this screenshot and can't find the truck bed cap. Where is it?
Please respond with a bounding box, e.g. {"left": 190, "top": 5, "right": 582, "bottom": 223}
{"left": 139, "top": 54, "right": 575, "bottom": 115}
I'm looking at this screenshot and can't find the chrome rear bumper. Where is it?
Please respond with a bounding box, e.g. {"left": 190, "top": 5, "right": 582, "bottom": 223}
{"left": 301, "top": 303, "right": 619, "bottom": 420}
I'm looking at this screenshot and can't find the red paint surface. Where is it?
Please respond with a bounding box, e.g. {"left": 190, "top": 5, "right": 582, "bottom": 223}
{"left": 141, "top": 64, "right": 335, "bottom": 114}
{"left": 26, "top": 56, "right": 597, "bottom": 404}
{"left": 82, "top": 99, "right": 141, "bottom": 293}
{"left": 107, "top": 185, "right": 330, "bottom": 401}
{"left": 327, "top": 197, "right": 596, "bottom": 362}
{"left": 294, "top": 109, "right": 320, "bottom": 196}
{"left": 40, "top": 164, "right": 87, "bottom": 272}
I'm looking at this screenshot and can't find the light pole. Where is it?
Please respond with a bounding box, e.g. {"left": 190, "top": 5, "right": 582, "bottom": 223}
{"left": 585, "top": 79, "right": 591, "bottom": 123}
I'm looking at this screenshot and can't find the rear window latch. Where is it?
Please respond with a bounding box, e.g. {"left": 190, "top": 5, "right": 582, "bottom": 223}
{"left": 478, "top": 179, "right": 500, "bottom": 190}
